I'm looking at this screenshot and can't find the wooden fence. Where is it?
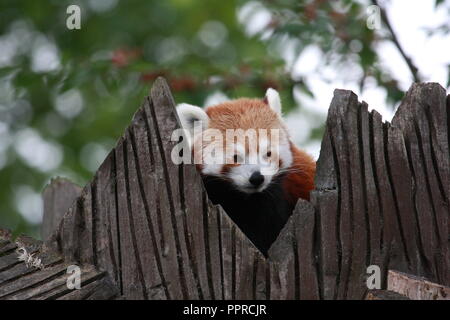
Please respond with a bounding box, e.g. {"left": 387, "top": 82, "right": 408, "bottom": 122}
{"left": 0, "top": 78, "right": 448, "bottom": 299}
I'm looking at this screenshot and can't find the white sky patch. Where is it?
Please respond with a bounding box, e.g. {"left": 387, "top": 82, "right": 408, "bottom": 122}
{"left": 0, "top": 35, "right": 19, "bottom": 67}
{"left": 359, "top": 76, "right": 394, "bottom": 121}
{"left": 80, "top": 142, "right": 109, "bottom": 172}
{"left": 8, "top": 20, "right": 35, "bottom": 56}
{"left": 292, "top": 45, "right": 322, "bottom": 78}
{"left": 31, "top": 36, "right": 61, "bottom": 73}
{"left": 350, "top": 39, "right": 363, "bottom": 53}
{"left": 0, "top": 20, "right": 34, "bottom": 67}
{"left": 284, "top": 111, "right": 312, "bottom": 145}
{"left": 300, "top": 140, "right": 322, "bottom": 161}
{"left": 14, "top": 185, "right": 43, "bottom": 225}
{"left": 238, "top": 1, "right": 272, "bottom": 37}
{"left": 267, "top": 35, "right": 300, "bottom": 71}
{"left": 376, "top": 0, "right": 450, "bottom": 89}
{"left": 204, "top": 91, "right": 229, "bottom": 107}
{"left": 14, "top": 128, "right": 63, "bottom": 172}
{"left": 54, "top": 89, "right": 84, "bottom": 119}
{"left": 277, "top": 1, "right": 450, "bottom": 155}
{"left": 375, "top": 40, "right": 414, "bottom": 91}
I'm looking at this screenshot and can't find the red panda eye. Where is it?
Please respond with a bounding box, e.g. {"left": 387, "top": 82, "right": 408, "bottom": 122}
{"left": 266, "top": 151, "right": 272, "bottom": 157}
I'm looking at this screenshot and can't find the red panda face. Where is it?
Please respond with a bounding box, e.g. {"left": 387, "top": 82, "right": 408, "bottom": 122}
{"left": 177, "top": 89, "right": 294, "bottom": 194}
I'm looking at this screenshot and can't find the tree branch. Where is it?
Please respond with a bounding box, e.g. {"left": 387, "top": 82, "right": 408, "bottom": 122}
{"left": 371, "top": 0, "right": 422, "bottom": 82}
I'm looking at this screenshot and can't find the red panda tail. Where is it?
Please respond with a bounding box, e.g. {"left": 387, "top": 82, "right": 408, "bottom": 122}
{"left": 283, "top": 144, "right": 316, "bottom": 204}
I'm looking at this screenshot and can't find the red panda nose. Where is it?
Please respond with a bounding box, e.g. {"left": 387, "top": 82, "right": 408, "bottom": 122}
{"left": 249, "top": 171, "right": 264, "bottom": 187}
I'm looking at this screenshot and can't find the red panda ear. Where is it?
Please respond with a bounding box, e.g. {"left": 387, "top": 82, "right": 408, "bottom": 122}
{"left": 176, "top": 103, "right": 209, "bottom": 145}
{"left": 264, "top": 88, "right": 282, "bottom": 115}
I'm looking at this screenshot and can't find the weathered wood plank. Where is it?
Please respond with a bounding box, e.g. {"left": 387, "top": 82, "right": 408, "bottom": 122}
{"left": 327, "top": 90, "right": 357, "bottom": 300}
{"left": 365, "top": 289, "right": 409, "bottom": 300}
{"left": 149, "top": 82, "right": 201, "bottom": 299}
{"left": 206, "top": 204, "right": 225, "bottom": 300}
{"left": 387, "top": 126, "right": 422, "bottom": 275}
{"left": 0, "top": 243, "right": 17, "bottom": 257}
{"left": 253, "top": 254, "right": 267, "bottom": 300}
{"left": 33, "top": 268, "right": 110, "bottom": 300}
{"left": 143, "top": 96, "right": 188, "bottom": 299}
{"left": 268, "top": 212, "right": 295, "bottom": 300}
{"left": 361, "top": 105, "right": 383, "bottom": 273}
{"left": 220, "top": 207, "right": 235, "bottom": 300}
{"left": 128, "top": 110, "right": 170, "bottom": 300}
{"left": 391, "top": 83, "right": 449, "bottom": 285}
{"left": 0, "top": 229, "right": 117, "bottom": 300}
{"left": 41, "top": 178, "right": 81, "bottom": 241}
{"left": 295, "top": 199, "right": 320, "bottom": 300}
{"left": 57, "top": 274, "right": 118, "bottom": 300}
{"left": 371, "top": 111, "right": 406, "bottom": 283}
{"left": 387, "top": 270, "right": 450, "bottom": 300}
{"left": 313, "top": 190, "right": 338, "bottom": 300}
{"left": 93, "top": 149, "right": 123, "bottom": 294}
{"left": 2, "top": 263, "right": 70, "bottom": 300}
{"left": 0, "top": 252, "right": 22, "bottom": 272}
{"left": 114, "top": 136, "right": 147, "bottom": 300}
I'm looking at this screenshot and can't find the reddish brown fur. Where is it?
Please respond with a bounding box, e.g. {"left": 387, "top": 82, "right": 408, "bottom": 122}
{"left": 283, "top": 143, "right": 316, "bottom": 203}
{"left": 206, "top": 98, "right": 281, "bottom": 132}
{"left": 202, "top": 97, "right": 316, "bottom": 203}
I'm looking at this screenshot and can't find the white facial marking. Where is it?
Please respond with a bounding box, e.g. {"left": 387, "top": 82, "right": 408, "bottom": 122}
{"left": 278, "top": 134, "right": 293, "bottom": 168}
{"left": 228, "top": 164, "right": 271, "bottom": 193}
{"left": 202, "top": 163, "right": 223, "bottom": 176}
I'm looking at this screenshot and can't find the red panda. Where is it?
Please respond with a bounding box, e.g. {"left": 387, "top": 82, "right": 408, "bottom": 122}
{"left": 176, "top": 88, "right": 316, "bottom": 255}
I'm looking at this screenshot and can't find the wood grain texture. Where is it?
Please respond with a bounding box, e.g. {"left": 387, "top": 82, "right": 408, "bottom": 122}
{"left": 2, "top": 78, "right": 448, "bottom": 299}
{"left": 387, "top": 270, "right": 450, "bottom": 300}
{"left": 0, "top": 228, "right": 118, "bottom": 300}
{"left": 41, "top": 178, "right": 82, "bottom": 241}
{"left": 365, "top": 289, "right": 410, "bottom": 300}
